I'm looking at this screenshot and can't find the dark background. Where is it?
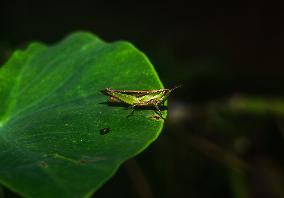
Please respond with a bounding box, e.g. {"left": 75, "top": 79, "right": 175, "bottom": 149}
{"left": 1, "top": 1, "right": 284, "bottom": 198}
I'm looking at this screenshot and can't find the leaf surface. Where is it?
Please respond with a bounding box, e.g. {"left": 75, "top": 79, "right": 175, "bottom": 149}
{"left": 0, "top": 32, "right": 164, "bottom": 198}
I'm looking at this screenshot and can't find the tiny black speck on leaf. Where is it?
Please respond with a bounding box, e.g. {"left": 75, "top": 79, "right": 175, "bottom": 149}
{"left": 152, "top": 115, "right": 161, "bottom": 120}
{"left": 100, "top": 128, "right": 110, "bottom": 135}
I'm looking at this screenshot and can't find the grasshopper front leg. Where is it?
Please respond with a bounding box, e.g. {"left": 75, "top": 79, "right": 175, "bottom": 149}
{"left": 154, "top": 104, "right": 165, "bottom": 120}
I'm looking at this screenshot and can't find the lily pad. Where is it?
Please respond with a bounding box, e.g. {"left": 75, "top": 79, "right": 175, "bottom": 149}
{"left": 0, "top": 32, "right": 165, "bottom": 197}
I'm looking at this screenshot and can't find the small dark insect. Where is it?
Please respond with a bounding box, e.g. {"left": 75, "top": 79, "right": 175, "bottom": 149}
{"left": 100, "top": 128, "right": 110, "bottom": 135}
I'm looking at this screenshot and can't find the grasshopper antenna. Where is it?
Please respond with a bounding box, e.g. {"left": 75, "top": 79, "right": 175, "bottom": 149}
{"left": 171, "top": 84, "right": 182, "bottom": 91}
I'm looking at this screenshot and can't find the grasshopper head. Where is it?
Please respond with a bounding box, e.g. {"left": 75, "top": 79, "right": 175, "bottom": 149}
{"left": 159, "top": 85, "right": 181, "bottom": 103}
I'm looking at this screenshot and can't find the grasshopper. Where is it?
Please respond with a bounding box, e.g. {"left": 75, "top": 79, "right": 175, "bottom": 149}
{"left": 101, "top": 85, "right": 180, "bottom": 118}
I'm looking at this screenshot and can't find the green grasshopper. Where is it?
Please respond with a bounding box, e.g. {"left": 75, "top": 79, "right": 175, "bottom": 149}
{"left": 101, "top": 85, "right": 180, "bottom": 118}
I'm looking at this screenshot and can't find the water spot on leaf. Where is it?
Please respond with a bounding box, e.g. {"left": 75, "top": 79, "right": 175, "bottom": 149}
{"left": 38, "top": 161, "right": 48, "bottom": 168}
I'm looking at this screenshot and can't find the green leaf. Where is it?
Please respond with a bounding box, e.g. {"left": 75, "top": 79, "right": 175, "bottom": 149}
{"left": 0, "top": 32, "right": 165, "bottom": 198}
